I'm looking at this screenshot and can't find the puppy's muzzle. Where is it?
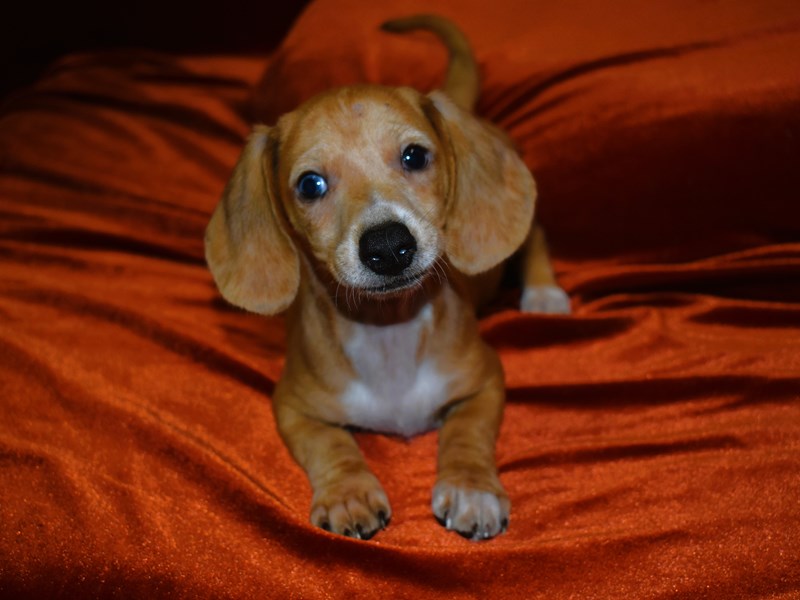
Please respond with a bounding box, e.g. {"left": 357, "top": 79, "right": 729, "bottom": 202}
{"left": 359, "top": 221, "right": 417, "bottom": 277}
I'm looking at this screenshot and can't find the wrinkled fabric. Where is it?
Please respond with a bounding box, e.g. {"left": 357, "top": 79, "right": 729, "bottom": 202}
{"left": 1, "top": 1, "right": 800, "bottom": 598}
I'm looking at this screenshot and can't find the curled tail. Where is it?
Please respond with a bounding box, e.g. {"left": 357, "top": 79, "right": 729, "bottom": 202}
{"left": 381, "top": 15, "right": 479, "bottom": 112}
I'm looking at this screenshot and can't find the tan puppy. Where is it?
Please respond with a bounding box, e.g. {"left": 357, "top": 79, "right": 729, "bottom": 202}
{"left": 205, "top": 15, "right": 569, "bottom": 541}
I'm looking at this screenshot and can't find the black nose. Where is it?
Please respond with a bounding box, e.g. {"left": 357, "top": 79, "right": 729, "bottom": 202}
{"left": 358, "top": 221, "right": 417, "bottom": 276}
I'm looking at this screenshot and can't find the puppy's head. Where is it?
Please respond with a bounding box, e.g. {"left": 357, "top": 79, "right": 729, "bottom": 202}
{"left": 205, "top": 86, "right": 535, "bottom": 315}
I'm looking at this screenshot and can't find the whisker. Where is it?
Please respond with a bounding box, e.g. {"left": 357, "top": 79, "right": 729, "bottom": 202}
{"left": 431, "top": 256, "right": 448, "bottom": 286}
{"left": 417, "top": 202, "right": 439, "bottom": 222}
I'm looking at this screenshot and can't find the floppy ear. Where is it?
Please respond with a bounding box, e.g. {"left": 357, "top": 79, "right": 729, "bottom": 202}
{"left": 426, "top": 91, "right": 536, "bottom": 275}
{"left": 205, "top": 125, "right": 299, "bottom": 315}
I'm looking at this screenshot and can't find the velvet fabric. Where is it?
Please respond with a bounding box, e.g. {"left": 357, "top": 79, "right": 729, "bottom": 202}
{"left": 1, "top": 1, "right": 799, "bottom": 598}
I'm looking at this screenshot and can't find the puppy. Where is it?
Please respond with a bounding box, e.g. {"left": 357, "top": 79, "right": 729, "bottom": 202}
{"left": 205, "top": 15, "right": 569, "bottom": 541}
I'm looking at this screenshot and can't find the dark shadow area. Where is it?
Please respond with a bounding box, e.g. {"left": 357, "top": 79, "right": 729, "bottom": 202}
{"left": 1, "top": 0, "right": 311, "bottom": 98}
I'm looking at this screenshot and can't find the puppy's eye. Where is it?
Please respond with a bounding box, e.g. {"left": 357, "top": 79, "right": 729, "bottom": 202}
{"left": 401, "top": 144, "right": 430, "bottom": 171}
{"left": 296, "top": 172, "right": 328, "bottom": 201}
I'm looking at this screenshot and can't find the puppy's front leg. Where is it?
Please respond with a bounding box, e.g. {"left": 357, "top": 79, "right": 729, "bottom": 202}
{"left": 433, "top": 356, "right": 510, "bottom": 540}
{"left": 274, "top": 401, "right": 390, "bottom": 539}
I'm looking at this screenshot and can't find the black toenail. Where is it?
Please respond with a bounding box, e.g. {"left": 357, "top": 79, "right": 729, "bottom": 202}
{"left": 456, "top": 529, "right": 475, "bottom": 540}
{"left": 454, "top": 523, "right": 479, "bottom": 540}
{"left": 378, "top": 511, "right": 388, "bottom": 528}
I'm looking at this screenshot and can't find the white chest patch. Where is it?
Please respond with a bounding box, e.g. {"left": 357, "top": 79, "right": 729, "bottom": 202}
{"left": 340, "top": 305, "right": 451, "bottom": 437}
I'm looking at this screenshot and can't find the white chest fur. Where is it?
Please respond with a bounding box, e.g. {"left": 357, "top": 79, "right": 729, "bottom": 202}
{"left": 340, "top": 304, "right": 451, "bottom": 437}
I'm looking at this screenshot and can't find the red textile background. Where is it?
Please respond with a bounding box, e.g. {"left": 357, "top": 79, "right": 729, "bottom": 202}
{"left": 2, "top": 1, "right": 799, "bottom": 598}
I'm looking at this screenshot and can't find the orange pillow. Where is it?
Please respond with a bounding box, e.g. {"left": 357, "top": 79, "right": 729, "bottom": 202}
{"left": 255, "top": 0, "right": 800, "bottom": 264}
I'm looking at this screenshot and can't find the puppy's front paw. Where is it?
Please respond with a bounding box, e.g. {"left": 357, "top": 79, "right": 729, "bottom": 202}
{"left": 310, "top": 471, "right": 391, "bottom": 540}
{"left": 432, "top": 480, "right": 510, "bottom": 541}
{"left": 520, "top": 284, "right": 571, "bottom": 314}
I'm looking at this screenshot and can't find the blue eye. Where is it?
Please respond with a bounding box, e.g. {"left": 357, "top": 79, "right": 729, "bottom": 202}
{"left": 296, "top": 172, "right": 328, "bottom": 201}
{"left": 401, "top": 144, "right": 430, "bottom": 171}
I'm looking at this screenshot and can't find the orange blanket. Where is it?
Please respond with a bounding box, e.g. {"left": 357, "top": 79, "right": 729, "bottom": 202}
{"left": 2, "top": 1, "right": 799, "bottom": 597}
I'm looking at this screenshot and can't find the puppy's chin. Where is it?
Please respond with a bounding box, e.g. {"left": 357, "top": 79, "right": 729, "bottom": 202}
{"left": 360, "top": 270, "right": 433, "bottom": 298}
{"left": 326, "top": 265, "right": 443, "bottom": 324}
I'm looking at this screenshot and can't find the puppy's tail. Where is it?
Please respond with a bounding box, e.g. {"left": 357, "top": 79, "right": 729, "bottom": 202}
{"left": 381, "top": 15, "right": 479, "bottom": 112}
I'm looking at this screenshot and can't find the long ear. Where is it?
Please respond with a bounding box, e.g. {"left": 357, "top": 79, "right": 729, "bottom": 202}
{"left": 205, "top": 125, "right": 299, "bottom": 314}
{"left": 426, "top": 91, "right": 536, "bottom": 275}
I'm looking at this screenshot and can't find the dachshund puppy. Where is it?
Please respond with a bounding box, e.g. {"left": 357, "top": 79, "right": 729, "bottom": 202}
{"left": 205, "top": 15, "right": 569, "bottom": 541}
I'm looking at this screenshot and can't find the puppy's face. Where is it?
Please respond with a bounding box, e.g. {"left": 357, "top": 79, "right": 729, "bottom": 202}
{"left": 275, "top": 86, "right": 447, "bottom": 297}
{"left": 205, "top": 85, "right": 535, "bottom": 316}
